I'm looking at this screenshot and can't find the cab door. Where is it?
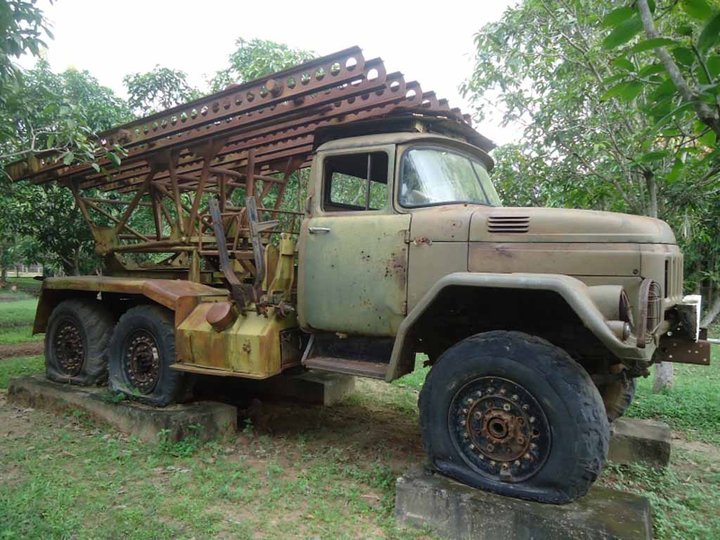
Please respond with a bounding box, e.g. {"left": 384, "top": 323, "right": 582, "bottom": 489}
{"left": 298, "top": 146, "right": 410, "bottom": 336}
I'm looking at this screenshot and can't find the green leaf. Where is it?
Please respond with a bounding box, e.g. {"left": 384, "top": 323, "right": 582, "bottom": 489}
{"left": 698, "top": 12, "right": 720, "bottom": 52}
{"left": 91, "top": 163, "right": 101, "bottom": 173}
{"left": 601, "top": 72, "right": 627, "bottom": 86}
{"left": 638, "top": 150, "right": 670, "bottom": 162}
{"left": 602, "top": 6, "right": 636, "bottom": 28}
{"left": 62, "top": 152, "right": 74, "bottom": 166}
{"left": 707, "top": 55, "right": 720, "bottom": 77}
{"left": 107, "top": 152, "right": 121, "bottom": 167}
{"left": 612, "top": 56, "right": 636, "bottom": 71}
{"left": 638, "top": 63, "right": 666, "bottom": 77}
{"left": 676, "top": 24, "right": 695, "bottom": 37}
{"left": 600, "top": 80, "right": 644, "bottom": 101}
{"left": 652, "top": 101, "right": 695, "bottom": 130}
{"left": 629, "top": 38, "right": 677, "bottom": 54}
{"left": 666, "top": 158, "right": 684, "bottom": 182}
{"left": 680, "top": 0, "right": 713, "bottom": 20}
{"left": 699, "top": 129, "right": 717, "bottom": 147}
{"left": 602, "top": 16, "right": 643, "bottom": 49}
{"left": 671, "top": 46, "right": 695, "bottom": 66}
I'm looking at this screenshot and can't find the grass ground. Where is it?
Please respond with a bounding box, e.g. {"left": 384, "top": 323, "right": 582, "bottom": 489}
{"left": 3, "top": 276, "right": 42, "bottom": 296}
{"left": 0, "top": 298, "right": 38, "bottom": 328}
{"left": 0, "top": 296, "right": 718, "bottom": 539}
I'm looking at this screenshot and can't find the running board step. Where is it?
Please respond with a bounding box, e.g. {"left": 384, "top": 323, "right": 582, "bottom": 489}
{"left": 303, "top": 357, "right": 388, "bottom": 379}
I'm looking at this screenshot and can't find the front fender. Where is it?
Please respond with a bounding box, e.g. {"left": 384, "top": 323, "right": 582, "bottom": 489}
{"left": 386, "top": 272, "right": 650, "bottom": 381}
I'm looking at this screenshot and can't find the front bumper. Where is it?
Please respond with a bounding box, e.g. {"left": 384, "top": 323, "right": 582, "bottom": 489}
{"left": 653, "top": 295, "right": 711, "bottom": 366}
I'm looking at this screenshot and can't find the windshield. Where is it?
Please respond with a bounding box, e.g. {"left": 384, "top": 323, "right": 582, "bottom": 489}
{"left": 399, "top": 147, "right": 500, "bottom": 208}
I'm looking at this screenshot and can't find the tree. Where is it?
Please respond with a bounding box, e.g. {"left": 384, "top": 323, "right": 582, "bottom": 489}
{"left": 0, "top": 0, "right": 51, "bottom": 98}
{"left": 601, "top": 0, "right": 720, "bottom": 329}
{"left": 0, "top": 0, "right": 56, "bottom": 279}
{"left": 600, "top": 0, "right": 720, "bottom": 389}
{"left": 1, "top": 61, "right": 132, "bottom": 275}
{"left": 464, "top": 0, "right": 720, "bottom": 391}
{"left": 210, "top": 38, "right": 313, "bottom": 91}
{"left": 124, "top": 66, "right": 200, "bottom": 116}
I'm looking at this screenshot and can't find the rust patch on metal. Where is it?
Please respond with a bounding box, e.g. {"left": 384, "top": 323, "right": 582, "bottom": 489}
{"left": 655, "top": 330, "right": 711, "bottom": 366}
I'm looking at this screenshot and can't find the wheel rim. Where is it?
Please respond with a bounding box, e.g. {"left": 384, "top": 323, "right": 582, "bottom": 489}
{"left": 448, "top": 376, "right": 551, "bottom": 483}
{"left": 124, "top": 330, "right": 161, "bottom": 394}
{"left": 54, "top": 319, "right": 85, "bottom": 376}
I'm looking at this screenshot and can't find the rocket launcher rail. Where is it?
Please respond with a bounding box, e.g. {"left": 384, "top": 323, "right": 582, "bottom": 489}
{"left": 5, "top": 47, "right": 487, "bottom": 303}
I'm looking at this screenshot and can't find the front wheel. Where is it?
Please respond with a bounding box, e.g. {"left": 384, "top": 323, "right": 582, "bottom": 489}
{"left": 419, "top": 331, "right": 609, "bottom": 504}
{"left": 107, "top": 305, "right": 190, "bottom": 407}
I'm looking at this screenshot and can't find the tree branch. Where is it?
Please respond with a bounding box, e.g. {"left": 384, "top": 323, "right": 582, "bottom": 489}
{"left": 637, "top": 0, "right": 720, "bottom": 138}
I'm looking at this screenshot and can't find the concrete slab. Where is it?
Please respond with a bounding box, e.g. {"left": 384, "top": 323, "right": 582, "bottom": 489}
{"left": 7, "top": 375, "right": 236, "bottom": 443}
{"left": 221, "top": 370, "right": 356, "bottom": 406}
{"left": 396, "top": 466, "right": 652, "bottom": 540}
{"left": 609, "top": 417, "right": 671, "bottom": 468}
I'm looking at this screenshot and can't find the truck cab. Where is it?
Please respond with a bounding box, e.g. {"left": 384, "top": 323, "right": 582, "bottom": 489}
{"left": 299, "top": 129, "right": 704, "bottom": 381}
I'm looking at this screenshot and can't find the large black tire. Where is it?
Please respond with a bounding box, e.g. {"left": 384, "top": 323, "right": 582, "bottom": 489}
{"left": 107, "top": 305, "right": 189, "bottom": 407}
{"left": 45, "top": 298, "right": 114, "bottom": 385}
{"left": 419, "top": 331, "right": 609, "bottom": 504}
{"left": 599, "top": 376, "right": 636, "bottom": 422}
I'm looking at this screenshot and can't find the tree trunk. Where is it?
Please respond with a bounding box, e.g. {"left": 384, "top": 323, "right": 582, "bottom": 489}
{"left": 643, "top": 169, "right": 673, "bottom": 392}
{"left": 645, "top": 170, "right": 658, "bottom": 218}
{"left": 73, "top": 249, "right": 81, "bottom": 276}
{"left": 701, "top": 290, "right": 720, "bottom": 327}
{"left": 653, "top": 362, "right": 674, "bottom": 393}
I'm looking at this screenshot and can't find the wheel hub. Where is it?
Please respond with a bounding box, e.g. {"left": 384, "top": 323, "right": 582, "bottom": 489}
{"left": 54, "top": 320, "right": 84, "bottom": 376}
{"left": 125, "top": 331, "right": 160, "bottom": 394}
{"left": 449, "top": 376, "right": 551, "bottom": 482}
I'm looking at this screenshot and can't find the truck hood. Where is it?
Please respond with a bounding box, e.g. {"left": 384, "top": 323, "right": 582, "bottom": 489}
{"left": 469, "top": 207, "right": 677, "bottom": 244}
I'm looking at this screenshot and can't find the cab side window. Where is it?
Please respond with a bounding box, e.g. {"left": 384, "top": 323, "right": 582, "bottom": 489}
{"left": 323, "top": 152, "right": 388, "bottom": 212}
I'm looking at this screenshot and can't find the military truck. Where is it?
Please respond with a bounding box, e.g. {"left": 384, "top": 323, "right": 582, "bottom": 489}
{"left": 7, "top": 48, "right": 710, "bottom": 504}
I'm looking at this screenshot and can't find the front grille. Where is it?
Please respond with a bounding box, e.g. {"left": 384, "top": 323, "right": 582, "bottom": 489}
{"left": 487, "top": 215, "right": 530, "bottom": 234}
{"left": 646, "top": 280, "right": 662, "bottom": 336}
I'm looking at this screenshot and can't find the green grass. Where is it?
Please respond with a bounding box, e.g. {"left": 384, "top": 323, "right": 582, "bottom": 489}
{"left": 0, "top": 298, "right": 38, "bottom": 328}
{"left": 628, "top": 358, "right": 720, "bottom": 444}
{"left": 0, "top": 325, "right": 42, "bottom": 345}
{"left": 0, "top": 388, "right": 426, "bottom": 539}
{"left": 4, "top": 276, "right": 42, "bottom": 296}
{"left": 600, "top": 451, "right": 720, "bottom": 539}
{"left": 0, "top": 356, "right": 44, "bottom": 388}
{"left": 0, "top": 320, "right": 717, "bottom": 538}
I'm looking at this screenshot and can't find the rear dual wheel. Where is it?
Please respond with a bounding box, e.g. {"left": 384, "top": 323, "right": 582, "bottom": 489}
{"left": 419, "top": 331, "right": 609, "bottom": 504}
{"left": 107, "top": 305, "right": 190, "bottom": 407}
{"left": 45, "top": 299, "right": 114, "bottom": 385}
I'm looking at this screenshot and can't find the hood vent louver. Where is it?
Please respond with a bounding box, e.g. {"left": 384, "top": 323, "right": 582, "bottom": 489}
{"left": 487, "top": 215, "right": 531, "bottom": 234}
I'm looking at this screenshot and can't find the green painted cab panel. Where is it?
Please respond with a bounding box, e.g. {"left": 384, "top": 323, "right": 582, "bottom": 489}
{"left": 298, "top": 213, "right": 410, "bottom": 336}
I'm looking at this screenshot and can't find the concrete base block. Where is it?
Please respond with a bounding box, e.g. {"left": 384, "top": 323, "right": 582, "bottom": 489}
{"left": 610, "top": 417, "right": 671, "bottom": 468}
{"left": 230, "top": 370, "right": 355, "bottom": 406}
{"left": 396, "top": 466, "right": 652, "bottom": 540}
{"left": 7, "top": 375, "right": 236, "bottom": 443}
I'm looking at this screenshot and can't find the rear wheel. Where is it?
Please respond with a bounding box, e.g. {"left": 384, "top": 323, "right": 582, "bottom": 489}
{"left": 107, "top": 305, "right": 189, "bottom": 407}
{"left": 599, "top": 376, "right": 636, "bottom": 422}
{"left": 419, "top": 331, "right": 609, "bottom": 504}
{"left": 45, "top": 299, "right": 114, "bottom": 385}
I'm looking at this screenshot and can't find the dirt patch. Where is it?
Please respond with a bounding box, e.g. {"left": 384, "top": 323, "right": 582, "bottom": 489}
{"left": 672, "top": 432, "right": 720, "bottom": 462}
{"left": 0, "top": 392, "right": 36, "bottom": 439}
{"left": 0, "top": 341, "right": 43, "bottom": 359}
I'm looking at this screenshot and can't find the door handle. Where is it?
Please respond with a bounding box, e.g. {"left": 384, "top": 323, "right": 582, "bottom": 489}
{"left": 308, "top": 226, "right": 331, "bottom": 234}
